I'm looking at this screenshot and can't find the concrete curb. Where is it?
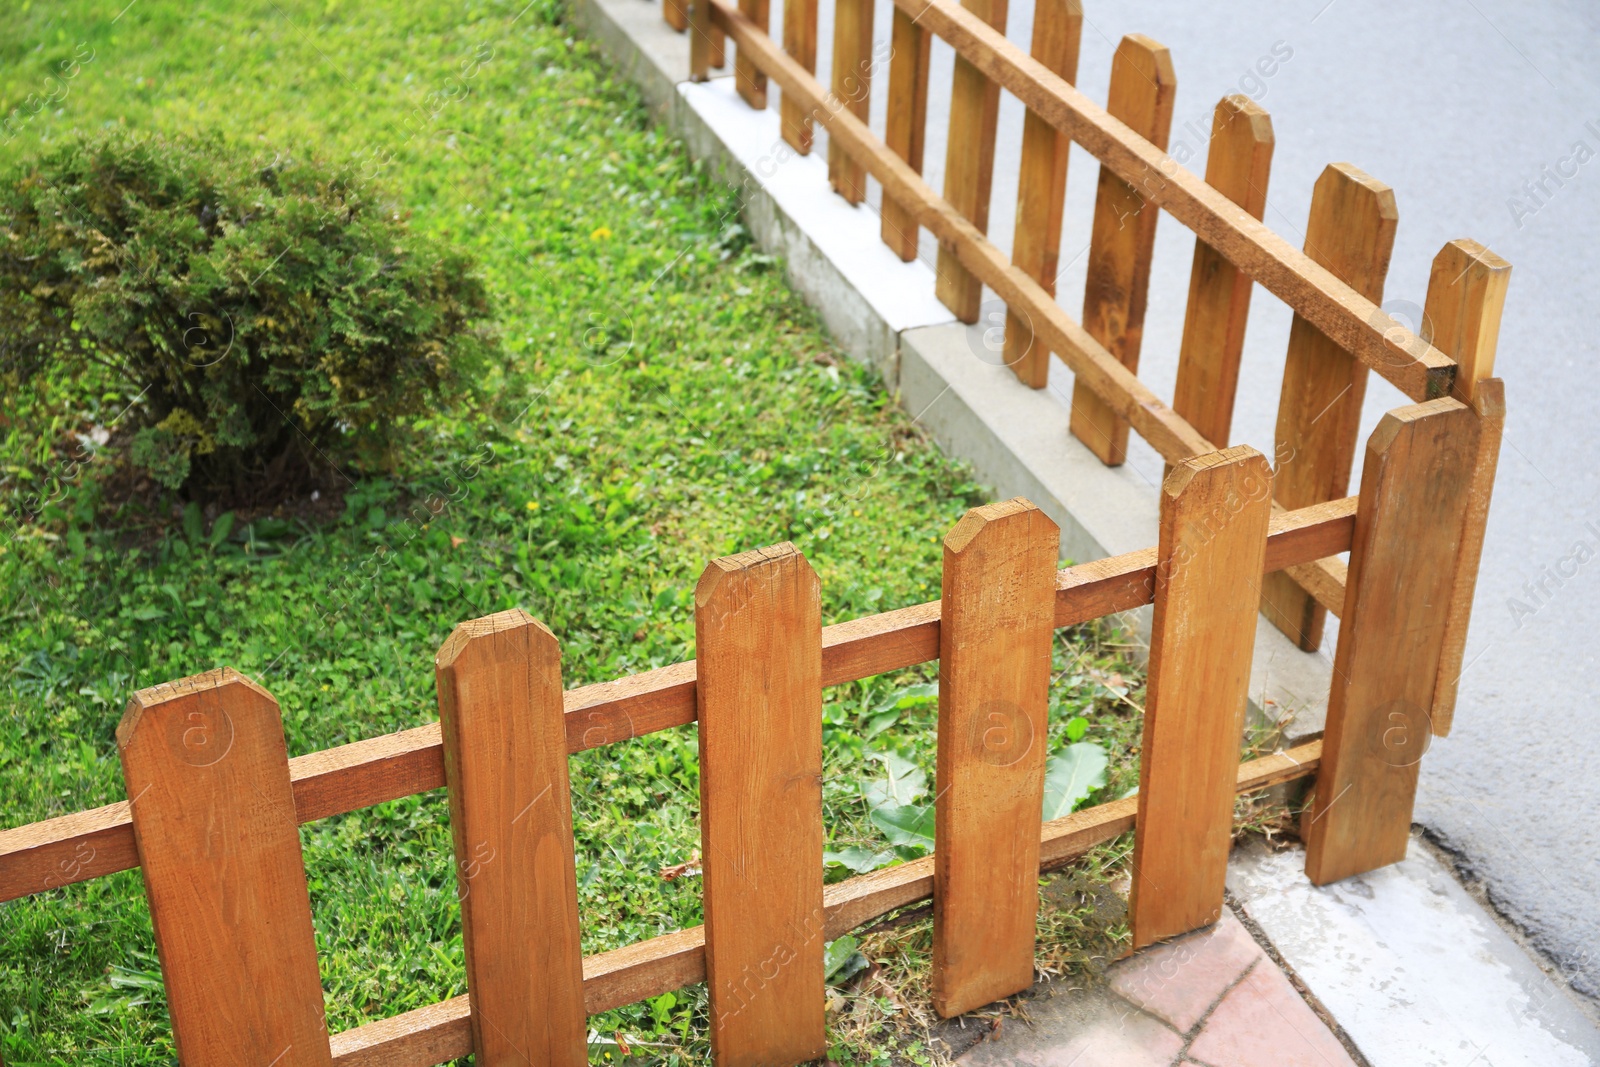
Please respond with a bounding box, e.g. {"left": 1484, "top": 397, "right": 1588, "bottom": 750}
{"left": 572, "top": 0, "right": 687, "bottom": 124}
{"left": 570, "top": 0, "right": 1334, "bottom": 743}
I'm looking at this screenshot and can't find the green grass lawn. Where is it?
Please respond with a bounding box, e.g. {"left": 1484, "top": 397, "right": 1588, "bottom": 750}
{"left": 0, "top": 0, "right": 1148, "bottom": 1062}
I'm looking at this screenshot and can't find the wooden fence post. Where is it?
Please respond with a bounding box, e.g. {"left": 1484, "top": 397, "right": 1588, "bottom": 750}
{"left": 932, "top": 0, "right": 1011, "bottom": 321}
{"left": 1425, "top": 239, "right": 1511, "bottom": 735}
{"left": 781, "top": 0, "right": 818, "bottom": 152}
{"left": 933, "top": 499, "right": 1058, "bottom": 1017}
{"left": 827, "top": 0, "right": 876, "bottom": 203}
{"left": 881, "top": 6, "right": 931, "bottom": 259}
{"left": 1068, "top": 35, "right": 1177, "bottom": 464}
{"left": 1130, "top": 447, "right": 1272, "bottom": 948}
{"left": 735, "top": 0, "right": 771, "bottom": 108}
{"left": 1261, "top": 163, "right": 1398, "bottom": 650}
{"left": 1168, "top": 96, "right": 1274, "bottom": 468}
{"left": 689, "top": 0, "right": 727, "bottom": 79}
{"left": 1304, "top": 398, "right": 1479, "bottom": 885}
{"left": 665, "top": 0, "right": 688, "bottom": 33}
{"left": 690, "top": 0, "right": 713, "bottom": 80}
{"left": 435, "top": 611, "right": 587, "bottom": 1066}
{"left": 1004, "top": 0, "right": 1083, "bottom": 387}
{"left": 696, "top": 543, "right": 827, "bottom": 1066}
{"left": 117, "top": 669, "right": 333, "bottom": 1066}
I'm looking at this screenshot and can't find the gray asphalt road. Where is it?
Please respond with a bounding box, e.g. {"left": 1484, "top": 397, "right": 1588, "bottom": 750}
{"left": 777, "top": 0, "right": 1600, "bottom": 996}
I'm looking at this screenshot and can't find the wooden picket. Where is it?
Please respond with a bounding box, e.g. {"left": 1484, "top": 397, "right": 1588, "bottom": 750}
{"left": 932, "top": 500, "right": 1057, "bottom": 1016}
{"left": 827, "top": 0, "right": 875, "bottom": 203}
{"left": 1168, "top": 96, "right": 1274, "bottom": 471}
{"left": 117, "top": 670, "right": 333, "bottom": 1066}
{"left": 1068, "top": 34, "right": 1176, "bottom": 466}
{"left": 880, "top": 6, "right": 930, "bottom": 259}
{"left": 781, "top": 0, "right": 819, "bottom": 152}
{"left": 1425, "top": 239, "right": 1511, "bottom": 734}
{"left": 1304, "top": 399, "right": 1480, "bottom": 885}
{"left": 664, "top": 0, "right": 688, "bottom": 32}
{"left": 933, "top": 0, "right": 1011, "bottom": 322}
{"left": 435, "top": 611, "right": 588, "bottom": 1065}
{"left": 735, "top": 0, "right": 770, "bottom": 107}
{"left": 1131, "top": 447, "right": 1271, "bottom": 948}
{"left": 695, "top": 544, "right": 828, "bottom": 1065}
{"left": 1260, "top": 163, "right": 1398, "bottom": 650}
{"left": 689, "top": 0, "right": 715, "bottom": 80}
{"left": 1004, "top": 0, "right": 1082, "bottom": 386}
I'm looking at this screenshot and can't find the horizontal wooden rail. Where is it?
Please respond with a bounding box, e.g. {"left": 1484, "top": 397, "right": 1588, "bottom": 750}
{"left": 1288, "top": 555, "right": 1349, "bottom": 617}
{"left": 1275, "top": 502, "right": 1350, "bottom": 618}
{"left": 872, "top": 0, "right": 1455, "bottom": 401}
{"left": 0, "top": 498, "right": 1353, "bottom": 904}
{"left": 326, "top": 740, "right": 1322, "bottom": 1066}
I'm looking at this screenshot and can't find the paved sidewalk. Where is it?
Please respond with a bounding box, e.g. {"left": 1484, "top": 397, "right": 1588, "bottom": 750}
{"left": 959, "top": 912, "right": 1355, "bottom": 1067}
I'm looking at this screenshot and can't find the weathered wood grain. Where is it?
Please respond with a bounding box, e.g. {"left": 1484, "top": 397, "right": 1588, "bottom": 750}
{"left": 933, "top": 500, "right": 1058, "bottom": 1016}
{"left": 1262, "top": 163, "right": 1398, "bottom": 650}
{"left": 1304, "top": 399, "right": 1478, "bottom": 885}
{"left": 1131, "top": 448, "right": 1272, "bottom": 948}
{"left": 1069, "top": 35, "right": 1177, "bottom": 465}
{"left": 117, "top": 669, "right": 333, "bottom": 1066}
{"left": 695, "top": 543, "right": 827, "bottom": 1065}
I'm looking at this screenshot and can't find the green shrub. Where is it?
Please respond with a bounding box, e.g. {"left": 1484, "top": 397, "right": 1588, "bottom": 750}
{"left": 0, "top": 131, "right": 500, "bottom": 496}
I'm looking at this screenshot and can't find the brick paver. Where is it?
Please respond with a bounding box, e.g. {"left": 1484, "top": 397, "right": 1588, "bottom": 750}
{"left": 955, "top": 908, "right": 1358, "bottom": 1066}
{"left": 1186, "top": 958, "right": 1357, "bottom": 1067}
{"left": 1108, "top": 912, "right": 1264, "bottom": 1032}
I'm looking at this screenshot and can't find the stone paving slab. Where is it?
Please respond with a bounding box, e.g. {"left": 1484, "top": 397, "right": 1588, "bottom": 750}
{"left": 958, "top": 911, "right": 1357, "bottom": 1067}
{"left": 1228, "top": 837, "right": 1600, "bottom": 1067}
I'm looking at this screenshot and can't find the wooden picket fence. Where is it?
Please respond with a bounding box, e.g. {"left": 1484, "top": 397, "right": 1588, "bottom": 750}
{"left": 670, "top": 0, "right": 1511, "bottom": 699}
{"left": 3, "top": 438, "right": 1491, "bottom": 1064}
{"left": 0, "top": 3, "right": 1514, "bottom": 1063}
